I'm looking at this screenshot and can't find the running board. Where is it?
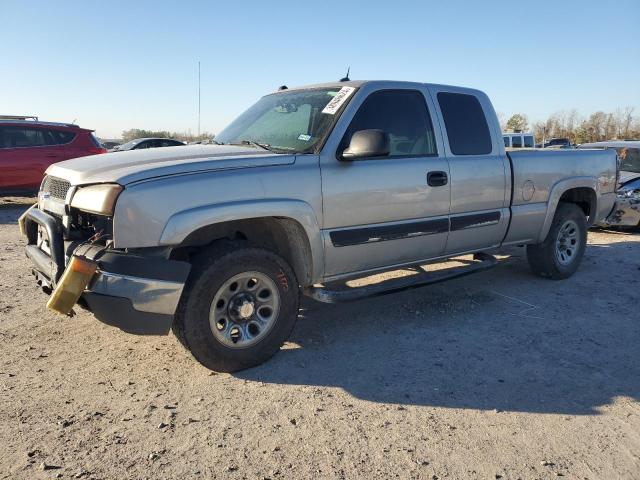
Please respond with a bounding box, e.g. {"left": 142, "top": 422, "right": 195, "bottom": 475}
{"left": 304, "top": 252, "right": 498, "bottom": 304}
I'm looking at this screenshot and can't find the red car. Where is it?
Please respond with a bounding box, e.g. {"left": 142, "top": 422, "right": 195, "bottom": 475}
{"left": 0, "top": 118, "right": 107, "bottom": 194}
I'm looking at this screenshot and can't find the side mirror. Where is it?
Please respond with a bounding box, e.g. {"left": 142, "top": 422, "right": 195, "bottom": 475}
{"left": 340, "top": 129, "right": 390, "bottom": 161}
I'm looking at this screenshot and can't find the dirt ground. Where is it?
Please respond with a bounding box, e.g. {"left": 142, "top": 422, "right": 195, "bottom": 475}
{"left": 1, "top": 202, "right": 639, "bottom": 480}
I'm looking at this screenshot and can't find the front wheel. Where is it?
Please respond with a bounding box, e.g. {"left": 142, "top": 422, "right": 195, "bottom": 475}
{"left": 526, "top": 203, "right": 588, "bottom": 279}
{"left": 174, "top": 243, "right": 300, "bottom": 372}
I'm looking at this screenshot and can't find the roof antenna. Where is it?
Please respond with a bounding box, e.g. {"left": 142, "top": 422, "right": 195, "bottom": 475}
{"left": 339, "top": 67, "right": 350, "bottom": 82}
{"left": 278, "top": 85, "right": 288, "bottom": 91}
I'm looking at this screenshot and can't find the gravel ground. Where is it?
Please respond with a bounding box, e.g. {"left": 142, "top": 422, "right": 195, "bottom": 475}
{"left": 1, "top": 203, "right": 639, "bottom": 480}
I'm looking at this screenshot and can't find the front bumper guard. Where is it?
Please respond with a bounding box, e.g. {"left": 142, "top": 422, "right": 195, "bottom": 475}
{"left": 21, "top": 205, "right": 66, "bottom": 282}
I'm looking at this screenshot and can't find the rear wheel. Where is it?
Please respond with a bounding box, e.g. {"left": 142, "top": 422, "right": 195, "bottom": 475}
{"left": 526, "top": 203, "right": 587, "bottom": 279}
{"left": 174, "top": 242, "right": 299, "bottom": 372}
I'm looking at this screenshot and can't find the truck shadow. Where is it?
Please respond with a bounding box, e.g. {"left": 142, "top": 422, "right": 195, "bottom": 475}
{"left": 237, "top": 241, "right": 640, "bottom": 415}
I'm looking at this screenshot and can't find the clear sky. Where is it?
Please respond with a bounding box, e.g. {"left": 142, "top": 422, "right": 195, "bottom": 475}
{"left": 2, "top": 0, "right": 639, "bottom": 139}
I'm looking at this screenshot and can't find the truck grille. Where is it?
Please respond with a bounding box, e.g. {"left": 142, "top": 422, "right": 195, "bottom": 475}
{"left": 41, "top": 176, "right": 71, "bottom": 200}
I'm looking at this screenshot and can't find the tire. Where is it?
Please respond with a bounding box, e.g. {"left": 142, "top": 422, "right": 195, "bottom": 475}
{"left": 174, "top": 241, "right": 300, "bottom": 372}
{"left": 526, "top": 203, "right": 588, "bottom": 280}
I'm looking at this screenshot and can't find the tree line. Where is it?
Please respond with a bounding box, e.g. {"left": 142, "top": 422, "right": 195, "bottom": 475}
{"left": 121, "top": 129, "right": 214, "bottom": 143}
{"left": 500, "top": 107, "right": 639, "bottom": 144}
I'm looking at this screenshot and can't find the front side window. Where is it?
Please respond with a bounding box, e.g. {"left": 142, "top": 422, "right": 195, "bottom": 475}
{"left": 437, "top": 92, "right": 492, "bottom": 155}
{"left": 118, "top": 139, "right": 143, "bottom": 150}
{"left": 215, "top": 87, "right": 357, "bottom": 153}
{"left": 524, "top": 136, "right": 534, "bottom": 148}
{"left": 340, "top": 90, "right": 437, "bottom": 157}
{"left": 503, "top": 136, "right": 510, "bottom": 147}
{"left": 512, "top": 136, "right": 523, "bottom": 148}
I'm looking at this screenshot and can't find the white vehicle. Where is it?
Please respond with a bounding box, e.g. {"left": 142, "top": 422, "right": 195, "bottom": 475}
{"left": 503, "top": 132, "right": 535, "bottom": 149}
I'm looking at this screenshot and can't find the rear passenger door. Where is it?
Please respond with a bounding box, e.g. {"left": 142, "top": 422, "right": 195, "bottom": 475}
{"left": 430, "top": 88, "right": 510, "bottom": 254}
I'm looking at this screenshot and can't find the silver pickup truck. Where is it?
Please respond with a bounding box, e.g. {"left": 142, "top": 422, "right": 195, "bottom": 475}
{"left": 20, "top": 80, "right": 618, "bottom": 372}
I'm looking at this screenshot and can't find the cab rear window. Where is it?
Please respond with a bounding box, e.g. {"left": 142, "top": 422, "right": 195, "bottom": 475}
{"left": 437, "top": 92, "right": 492, "bottom": 155}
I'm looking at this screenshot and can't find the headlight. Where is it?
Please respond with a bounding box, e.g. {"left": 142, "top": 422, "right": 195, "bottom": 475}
{"left": 70, "top": 184, "right": 123, "bottom": 215}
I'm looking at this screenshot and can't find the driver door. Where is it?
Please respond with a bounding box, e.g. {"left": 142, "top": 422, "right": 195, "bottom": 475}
{"left": 319, "top": 87, "right": 451, "bottom": 278}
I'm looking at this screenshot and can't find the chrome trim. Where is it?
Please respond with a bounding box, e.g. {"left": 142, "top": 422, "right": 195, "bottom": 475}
{"left": 88, "top": 271, "right": 184, "bottom": 315}
{"left": 65, "top": 185, "right": 77, "bottom": 205}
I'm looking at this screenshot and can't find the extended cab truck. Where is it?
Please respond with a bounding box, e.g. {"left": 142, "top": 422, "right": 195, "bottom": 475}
{"left": 20, "top": 81, "right": 618, "bottom": 372}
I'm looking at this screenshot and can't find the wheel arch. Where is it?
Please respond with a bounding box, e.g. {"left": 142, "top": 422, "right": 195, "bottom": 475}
{"left": 539, "top": 177, "right": 598, "bottom": 242}
{"left": 161, "top": 200, "right": 323, "bottom": 286}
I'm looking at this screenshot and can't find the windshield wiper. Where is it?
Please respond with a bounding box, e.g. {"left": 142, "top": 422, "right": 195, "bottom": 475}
{"left": 237, "top": 140, "right": 277, "bottom": 153}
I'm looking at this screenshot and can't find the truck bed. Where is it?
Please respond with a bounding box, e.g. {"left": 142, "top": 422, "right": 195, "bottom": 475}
{"left": 503, "top": 148, "right": 618, "bottom": 245}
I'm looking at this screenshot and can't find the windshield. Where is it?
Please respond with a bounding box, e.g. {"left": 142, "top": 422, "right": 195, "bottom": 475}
{"left": 616, "top": 147, "right": 640, "bottom": 173}
{"left": 215, "top": 87, "right": 356, "bottom": 153}
{"left": 117, "top": 139, "right": 143, "bottom": 150}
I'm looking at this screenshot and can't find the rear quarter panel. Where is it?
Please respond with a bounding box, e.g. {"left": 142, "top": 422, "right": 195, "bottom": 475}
{"left": 504, "top": 149, "right": 617, "bottom": 244}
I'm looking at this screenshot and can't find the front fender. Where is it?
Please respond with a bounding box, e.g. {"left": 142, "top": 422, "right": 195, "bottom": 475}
{"left": 538, "top": 177, "right": 598, "bottom": 242}
{"left": 159, "top": 199, "right": 324, "bottom": 281}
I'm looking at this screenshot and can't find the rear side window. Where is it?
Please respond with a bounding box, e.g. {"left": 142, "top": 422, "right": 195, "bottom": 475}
{"left": 437, "top": 92, "right": 492, "bottom": 155}
{"left": 512, "top": 136, "right": 523, "bottom": 148}
{"left": 51, "top": 130, "right": 77, "bottom": 145}
{"left": 524, "top": 135, "right": 534, "bottom": 148}
{"left": 341, "top": 90, "right": 437, "bottom": 157}
{"left": 89, "top": 133, "right": 101, "bottom": 147}
{"left": 503, "top": 136, "right": 510, "bottom": 147}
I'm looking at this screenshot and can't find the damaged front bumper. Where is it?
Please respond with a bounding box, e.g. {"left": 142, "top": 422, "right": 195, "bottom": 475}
{"left": 20, "top": 206, "right": 191, "bottom": 335}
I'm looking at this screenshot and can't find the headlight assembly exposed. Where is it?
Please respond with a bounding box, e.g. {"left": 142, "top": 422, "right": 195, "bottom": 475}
{"left": 70, "top": 184, "right": 123, "bottom": 216}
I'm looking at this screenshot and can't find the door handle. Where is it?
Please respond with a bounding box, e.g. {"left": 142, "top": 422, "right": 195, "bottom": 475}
{"left": 427, "top": 171, "right": 448, "bottom": 187}
{"left": 45, "top": 154, "right": 59, "bottom": 158}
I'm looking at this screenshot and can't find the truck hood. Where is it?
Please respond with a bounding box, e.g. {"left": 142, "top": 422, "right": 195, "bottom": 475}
{"left": 46, "top": 144, "right": 295, "bottom": 186}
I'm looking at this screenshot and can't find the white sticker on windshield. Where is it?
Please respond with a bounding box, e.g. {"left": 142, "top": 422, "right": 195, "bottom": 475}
{"left": 298, "top": 134, "right": 312, "bottom": 141}
{"left": 322, "top": 86, "right": 355, "bottom": 115}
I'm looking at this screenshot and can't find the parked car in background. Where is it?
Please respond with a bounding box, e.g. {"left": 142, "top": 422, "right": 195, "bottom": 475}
{"left": 578, "top": 140, "right": 640, "bottom": 228}
{"left": 536, "top": 137, "right": 573, "bottom": 149}
{"left": 503, "top": 132, "right": 535, "bottom": 149}
{"left": 110, "top": 138, "right": 185, "bottom": 152}
{"left": 0, "top": 117, "right": 106, "bottom": 195}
